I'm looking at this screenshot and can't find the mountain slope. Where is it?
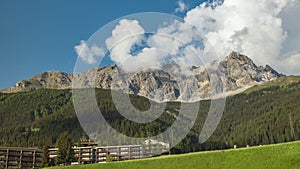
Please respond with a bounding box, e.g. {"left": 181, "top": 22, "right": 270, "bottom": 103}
{"left": 1, "top": 52, "right": 283, "bottom": 102}
{"left": 1, "top": 71, "right": 73, "bottom": 93}
{"left": 0, "top": 76, "right": 299, "bottom": 152}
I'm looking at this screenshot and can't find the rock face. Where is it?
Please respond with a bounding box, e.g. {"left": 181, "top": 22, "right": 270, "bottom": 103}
{"left": 1, "top": 52, "right": 283, "bottom": 101}
{"left": 2, "top": 71, "right": 73, "bottom": 93}
{"left": 215, "top": 51, "right": 282, "bottom": 92}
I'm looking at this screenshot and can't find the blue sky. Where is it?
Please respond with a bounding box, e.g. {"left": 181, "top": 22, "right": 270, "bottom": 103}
{"left": 0, "top": 0, "right": 202, "bottom": 89}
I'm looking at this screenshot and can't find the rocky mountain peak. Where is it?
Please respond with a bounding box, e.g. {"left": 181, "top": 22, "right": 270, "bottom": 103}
{"left": 225, "top": 51, "right": 256, "bottom": 68}
{"left": 1, "top": 52, "right": 284, "bottom": 101}
{"left": 2, "top": 71, "right": 73, "bottom": 93}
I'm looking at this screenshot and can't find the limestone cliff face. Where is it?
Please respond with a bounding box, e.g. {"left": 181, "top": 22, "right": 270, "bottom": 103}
{"left": 1, "top": 52, "right": 283, "bottom": 101}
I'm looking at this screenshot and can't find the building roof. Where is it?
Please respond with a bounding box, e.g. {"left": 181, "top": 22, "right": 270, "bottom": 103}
{"left": 0, "top": 146, "right": 42, "bottom": 151}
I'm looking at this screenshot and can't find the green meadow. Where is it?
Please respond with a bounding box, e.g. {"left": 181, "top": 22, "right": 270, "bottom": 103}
{"left": 46, "top": 141, "right": 300, "bottom": 169}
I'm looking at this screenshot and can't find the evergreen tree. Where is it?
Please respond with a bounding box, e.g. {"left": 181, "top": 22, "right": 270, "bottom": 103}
{"left": 42, "top": 145, "right": 50, "bottom": 167}
{"left": 56, "top": 132, "right": 74, "bottom": 166}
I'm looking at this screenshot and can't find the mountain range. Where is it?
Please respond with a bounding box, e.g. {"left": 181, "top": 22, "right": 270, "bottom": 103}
{"left": 1, "top": 51, "right": 283, "bottom": 102}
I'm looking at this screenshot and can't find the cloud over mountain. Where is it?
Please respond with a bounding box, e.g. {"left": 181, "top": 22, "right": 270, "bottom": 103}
{"left": 105, "top": 19, "right": 169, "bottom": 72}
{"left": 74, "top": 0, "right": 299, "bottom": 75}
{"left": 184, "top": 0, "right": 297, "bottom": 72}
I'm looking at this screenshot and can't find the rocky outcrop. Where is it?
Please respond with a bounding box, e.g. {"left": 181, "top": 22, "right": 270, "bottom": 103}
{"left": 2, "top": 71, "right": 73, "bottom": 93}
{"left": 1, "top": 52, "right": 283, "bottom": 101}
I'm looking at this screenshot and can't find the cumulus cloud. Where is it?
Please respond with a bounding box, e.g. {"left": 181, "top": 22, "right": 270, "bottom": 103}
{"left": 74, "top": 40, "right": 105, "bottom": 64}
{"left": 105, "top": 19, "right": 145, "bottom": 64}
{"left": 276, "top": 53, "right": 300, "bottom": 75}
{"left": 147, "top": 20, "right": 214, "bottom": 67}
{"left": 75, "top": 0, "right": 300, "bottom": 75}
{"left": 175, "top": 1, "right": 188, "bottom": 13}
{"left": 148, "top": 20, "right": 194, "bottom": 55}
{"left": 280, "top": 2, "right": 300, "bottom": 55}
{"left": 105, "top": 19, "right": 170, "bottom": 72}
{"left": 184, "top": 0, "right": 298, "bottom": 74}
{"left": 120, "top": 47, "right": 169, "bottom": 72}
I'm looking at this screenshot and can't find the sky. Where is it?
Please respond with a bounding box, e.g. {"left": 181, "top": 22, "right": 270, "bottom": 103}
{"left": 1, "top": 0, "right": 300, "bottom": 89}
{"left": 0, "top": 0, "right": 201, "bottom": 89}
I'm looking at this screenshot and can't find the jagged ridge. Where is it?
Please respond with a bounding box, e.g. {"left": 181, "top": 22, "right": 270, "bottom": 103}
{"left": 1, "top": 52, "right": 283, "bottom": 101}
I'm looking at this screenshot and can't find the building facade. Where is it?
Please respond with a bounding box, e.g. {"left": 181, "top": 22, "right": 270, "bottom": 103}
{"left": 49, "top": 145, "right": 143, "bottom": 165}
{"left": 0, "top": 146, "right": 42, "bottom": 169}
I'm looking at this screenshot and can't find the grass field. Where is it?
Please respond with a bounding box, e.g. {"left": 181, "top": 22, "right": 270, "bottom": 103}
{"left": 244, "top": 76, "right": 300, "bottom": 94}
{"left": 46, "top": 141, "right": 300, "bottom": 169}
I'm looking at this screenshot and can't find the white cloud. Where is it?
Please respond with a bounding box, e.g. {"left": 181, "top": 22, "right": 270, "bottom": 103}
{"left": 105, "top": 19, "right": 169, "bottom": 72}
{"left": 75, "top": 0, "right": 300, "bottom": 75}
{"left": 105, "top": 19, "right": 145, "bottom": 64}
{"left": 147, "top": 20, "right": 214, "bottom": 67}
{"left": 183, "top": 0, "right": 298, "bottom": 74}
{"left": 175, "top": 1, "right": 188, "bottom": 13}
{"left": 104, "top": 17, "right": 217, "bottom": 72}
{"left": 121, "top": 47, "right": 169, "bottom": 72}
{"left": 276, "top": 2, "right": 300, "bottom": 75}
{"left": 279, "top": 2, "right": 300, "bottom": 56}
{"left": 148, "top": 20, "right": 191, "bottom": 55}
{"left": 74, "top": 40, "right": 105, "bottom": 64}
{"left": 275, "top": 52, "right": 300, "bottom": 75}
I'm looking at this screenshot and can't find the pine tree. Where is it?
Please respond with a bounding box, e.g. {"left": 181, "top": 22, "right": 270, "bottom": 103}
{"left": 42, "top": 145, "right": 50, "bottom": 167}
{"left": 56, "top": 132, "right": 74, "bottom": 166}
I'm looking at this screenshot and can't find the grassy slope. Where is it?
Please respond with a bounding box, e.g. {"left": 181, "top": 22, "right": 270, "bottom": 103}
{"left": 244, "top": 76, "right": 300, "bottom": 94}
{"left": 46, "top": 141, "right": 300, "bottom": 169}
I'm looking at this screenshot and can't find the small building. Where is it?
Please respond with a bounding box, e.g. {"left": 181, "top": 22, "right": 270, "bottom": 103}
{"left": 143, "top": 139, "right": 170, "bottom": 156}
{"left": 100, "top": 145, "right": 142, "bottom": 161}
{"left": 0, "top": 146, "right": 42, "bottom": 169}
{"left": 48, "top": 145, "right": 143, "bottom": 165}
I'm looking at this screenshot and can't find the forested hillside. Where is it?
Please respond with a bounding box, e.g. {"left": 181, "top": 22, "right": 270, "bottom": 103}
{"left": 0, "top": 76, "right": 300, "bottom": 154}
